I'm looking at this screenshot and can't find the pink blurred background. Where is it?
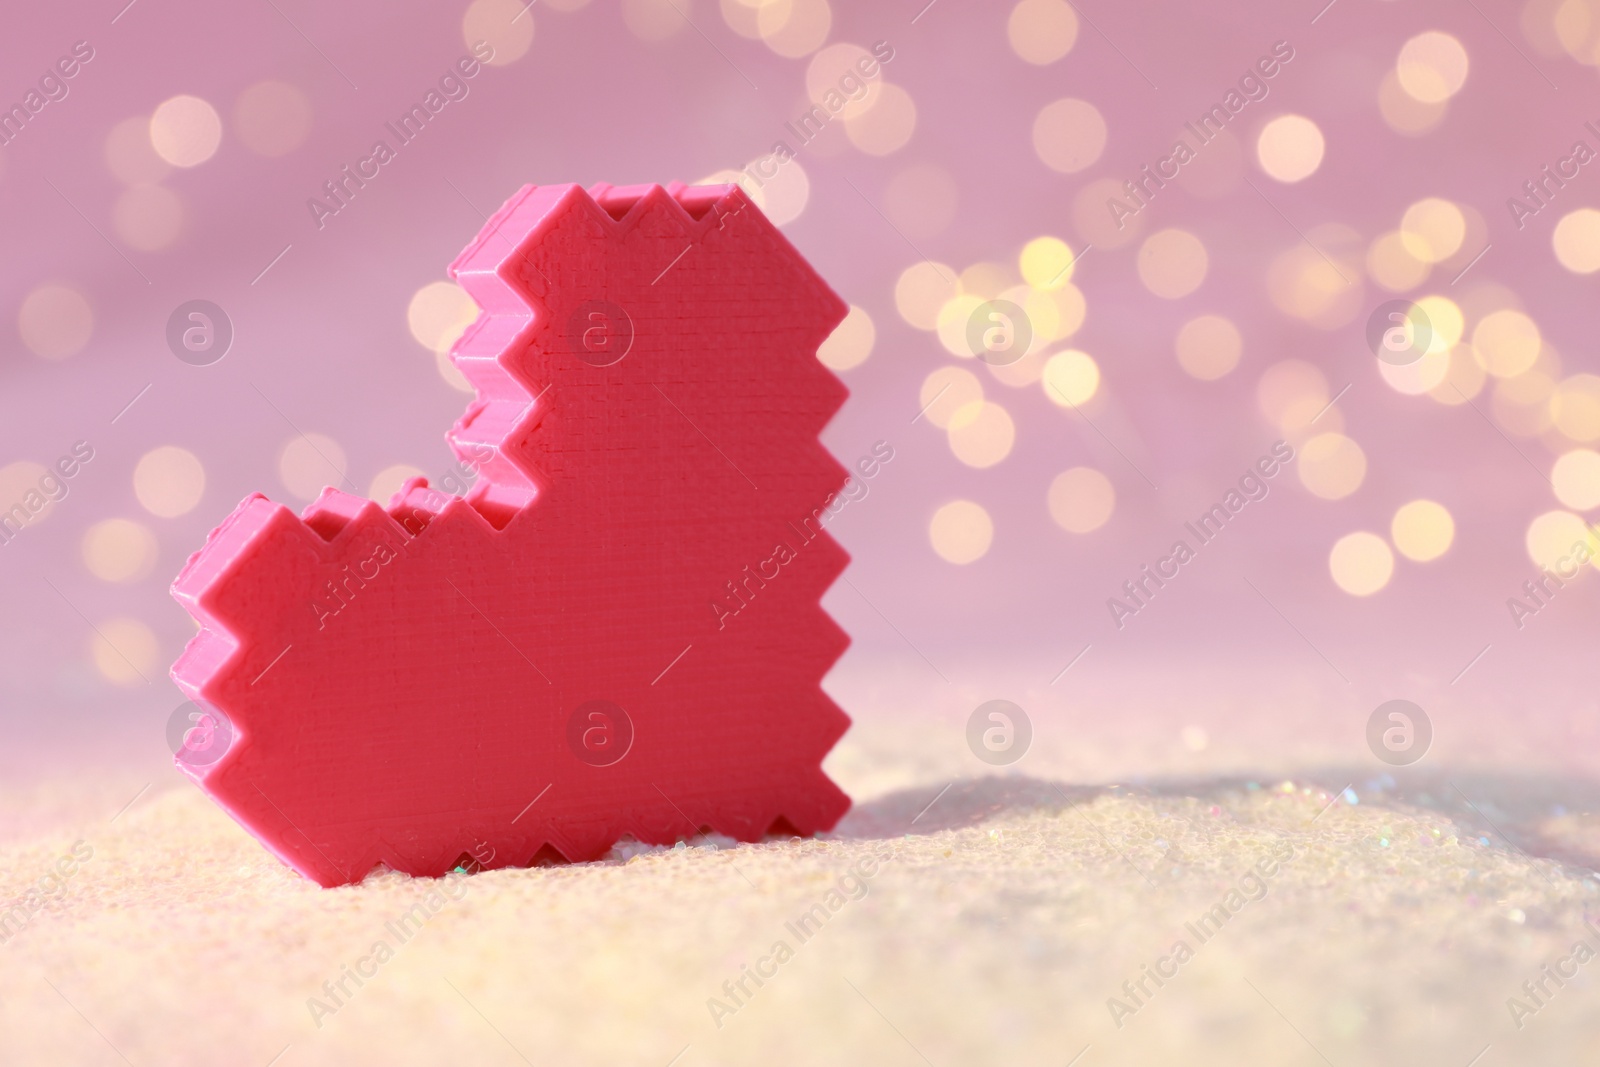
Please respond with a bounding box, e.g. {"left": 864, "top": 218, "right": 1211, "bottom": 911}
{"left": 2, "top": 0, "right": 1599, "bottom": 789}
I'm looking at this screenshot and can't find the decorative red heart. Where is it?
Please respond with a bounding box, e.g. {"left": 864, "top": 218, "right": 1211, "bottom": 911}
{"left": 171, "top": 182, "right": 853, "bottom": 887}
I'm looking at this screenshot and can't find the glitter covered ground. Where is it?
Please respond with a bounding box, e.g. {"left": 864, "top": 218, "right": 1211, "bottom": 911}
{"left": 3, "top": 716, "right": 1598, "bottom": 1067}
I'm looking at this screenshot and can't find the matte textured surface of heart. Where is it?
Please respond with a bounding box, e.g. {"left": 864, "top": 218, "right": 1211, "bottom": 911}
{"left": 170, "top": 182, "right": 853, "bottom": 887}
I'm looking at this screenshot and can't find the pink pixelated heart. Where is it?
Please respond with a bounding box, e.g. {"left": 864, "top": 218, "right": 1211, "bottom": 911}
{"left": 171, "top": 182, "right": 853, "bottom": 887}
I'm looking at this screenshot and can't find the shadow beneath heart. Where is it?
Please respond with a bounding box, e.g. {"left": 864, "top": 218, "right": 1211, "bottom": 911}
{"left": 833, "top": 766, "right": 1600, "bottom": 876}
